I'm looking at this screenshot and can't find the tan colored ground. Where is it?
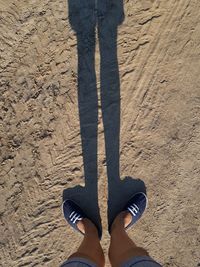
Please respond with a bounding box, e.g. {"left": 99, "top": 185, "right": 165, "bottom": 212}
{"left": 0, "top": 0, "right": 200, "bottom": 266}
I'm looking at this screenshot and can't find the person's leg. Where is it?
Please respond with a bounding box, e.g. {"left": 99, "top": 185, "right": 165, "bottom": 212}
{"left": 68, "top": 218, "right": 105, "bottom": 267}
{"left": 108, "top": 211, "right": 149, "bottom": 267}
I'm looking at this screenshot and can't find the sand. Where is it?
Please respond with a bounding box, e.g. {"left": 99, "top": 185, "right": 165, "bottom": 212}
{"left": 0, "top": 0, "right": 200, "bottom": 266}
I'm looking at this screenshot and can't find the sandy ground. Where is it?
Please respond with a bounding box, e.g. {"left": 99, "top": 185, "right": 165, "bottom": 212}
{"left": 0, "top": 0, "right": 200, "bottom": 266}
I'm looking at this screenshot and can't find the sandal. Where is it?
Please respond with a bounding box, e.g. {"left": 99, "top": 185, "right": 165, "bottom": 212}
{"left": 109, "top": 192, "right": 148, "bottom": 233}
{"left": 62, "top": 199, "right": 102, "bottom": 239}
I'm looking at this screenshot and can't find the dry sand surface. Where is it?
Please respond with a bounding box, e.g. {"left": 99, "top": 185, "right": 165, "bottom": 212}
{"left": 0, "top": 0, "right": 200, "bottom": 266}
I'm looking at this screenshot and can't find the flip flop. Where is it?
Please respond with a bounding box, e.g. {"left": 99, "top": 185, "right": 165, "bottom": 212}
{"left": 62, "top": 199, "right": 102, "bottom": 239}
{"left": 109, "top": 192, "right": 148, "bottom": 233}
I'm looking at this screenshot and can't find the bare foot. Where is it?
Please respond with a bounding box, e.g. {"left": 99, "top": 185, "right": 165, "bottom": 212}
{"left": 111, "top": 211, "right": 132, "bottom": 233}
{"left": 124, "top": 211, "right": 132, "bottom": 228}
{"left": 77, "top": 220, "right": 85, "bottom": 234}
{"left": 77, "top": 218, "right": 98, "bottom": 236}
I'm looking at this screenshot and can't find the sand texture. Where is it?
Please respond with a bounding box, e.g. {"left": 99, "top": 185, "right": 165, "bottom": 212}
{"left": 0, "top": 0, "right": 200, "bottom": 266}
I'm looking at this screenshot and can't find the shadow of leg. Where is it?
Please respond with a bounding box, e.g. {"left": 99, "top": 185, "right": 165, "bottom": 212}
{"left": 98, "top": 0, "right": 122, "bottom": 189}
{"left": 98, "top": 0, "right": 147, "bottom": 228}
{"left": 63, "top": 0, "right": 101, "bottom": 234}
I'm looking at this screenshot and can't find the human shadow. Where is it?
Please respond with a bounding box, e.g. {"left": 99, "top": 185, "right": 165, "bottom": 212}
{"left": 63, "top": 0, "right": 146, "bottom": 234}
